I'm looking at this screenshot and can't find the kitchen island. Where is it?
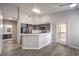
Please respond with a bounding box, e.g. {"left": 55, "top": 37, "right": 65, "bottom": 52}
{"left": 21, "top": 32, "right": 52, "bottom": 49}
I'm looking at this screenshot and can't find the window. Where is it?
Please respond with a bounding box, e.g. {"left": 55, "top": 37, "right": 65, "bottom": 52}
{"left": 3, "top": 24, "right": 12, "bottom": 34}
{"left": 59, "top": 24, "right": 66, "bottom": 41}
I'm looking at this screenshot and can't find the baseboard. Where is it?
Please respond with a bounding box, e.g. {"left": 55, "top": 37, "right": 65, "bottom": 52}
{"left": 22, "top": 42, "right": 52, "bottom": 49}
{"left": 17, "top": 40, "right": 20, "bottom": 45}
{"left": 69, "top": 45, "right": 79, "bottom": 50}
{"left": 22, "top": 47, "right": 40, "bottom": 49}
{"left": 39, "top": 42, "right": 52, "bottom": 49}
{"left": 57, "top": 42, "right": 79, "bottom": 50}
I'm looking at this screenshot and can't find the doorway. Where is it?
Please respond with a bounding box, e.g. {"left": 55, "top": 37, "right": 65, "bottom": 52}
{"left": 56, "top": 23, "right": 68, "bottom": 45}
{"left": 3, "top": 20, "right": 17, "bottom": 50}
{"left": 3, "top": 24, "right": 12, "bottom": 40}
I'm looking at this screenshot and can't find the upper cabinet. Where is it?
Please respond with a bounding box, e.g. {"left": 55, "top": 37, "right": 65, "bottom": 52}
{"left": 32, "top": 16, "right": 41, "bottom": 24}
{"left": 19, "top": 13, "right": 52, "bottom": 25}
{"left": 0, "top": 4, "right": 18, "bottom": 20}
{"left": 40, "top": 15, "right": 51, "bottom": 24}
{"left": 19, "top": 9, "right": 51, "bottom": 24}
{"left": 20, "top": 11, "right": 33, "bottom": 24}
{"left": 32, "top": 15, "right": 51, "bottom": 24}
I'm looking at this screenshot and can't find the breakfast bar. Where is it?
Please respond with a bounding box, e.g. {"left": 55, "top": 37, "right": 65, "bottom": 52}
{"left": 21, "top": 32, "right": 52, "bottom": 49}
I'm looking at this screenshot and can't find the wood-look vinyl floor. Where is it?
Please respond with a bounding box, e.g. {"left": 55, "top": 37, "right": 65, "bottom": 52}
{"left": 0, "top": 40, "right": 79, "bottom": 56}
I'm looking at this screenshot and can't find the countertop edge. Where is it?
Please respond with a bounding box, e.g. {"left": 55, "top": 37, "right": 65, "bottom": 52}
{"left": 21, "top": 32, "right": 52, "bottom": 35}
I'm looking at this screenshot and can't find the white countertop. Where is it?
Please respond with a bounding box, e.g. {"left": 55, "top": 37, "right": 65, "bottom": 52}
{"left": 21, "top": 32, "right": 52, "bottom": 36}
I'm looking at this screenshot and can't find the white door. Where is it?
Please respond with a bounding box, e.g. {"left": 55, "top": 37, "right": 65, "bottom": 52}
{"left": 56, "top": 24, "right": 67, "bottom": 45}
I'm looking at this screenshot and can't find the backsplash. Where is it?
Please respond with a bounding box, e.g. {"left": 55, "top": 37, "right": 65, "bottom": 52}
{"left": 21, "top": 23, "right": 50, "bottom": 34}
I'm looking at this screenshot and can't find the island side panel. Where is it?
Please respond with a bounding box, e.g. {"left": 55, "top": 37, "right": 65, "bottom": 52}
{"left": 22, "top": 35, "right": 39, "bottom": 49}
{"left": 39, "top": 33, "right": 52, "bottom": 48}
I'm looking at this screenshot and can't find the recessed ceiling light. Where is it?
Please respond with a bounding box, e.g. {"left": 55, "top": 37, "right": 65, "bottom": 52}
{"left": 70, "top": 4, "right": 77, "bottom": 8}
{"left": 32, "top": 8, "right": 41, "bottom": 13}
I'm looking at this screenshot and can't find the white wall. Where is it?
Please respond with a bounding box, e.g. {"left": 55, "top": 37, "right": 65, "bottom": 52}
{"left": 0, "top": 10, "right": 3, "bottom": 52}
{"left": 0, "top": 4, "right": 18, "bottom": 20}
{"left": 51, "top": 23, "right": 56, "bottom": 42}
{"left": 51, "top": 9, "right": 79, "bottom": 49}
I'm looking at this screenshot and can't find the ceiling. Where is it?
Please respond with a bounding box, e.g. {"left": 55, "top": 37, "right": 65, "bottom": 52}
{"left": 3, "top": 3, "right": 79, "bottom": 15}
